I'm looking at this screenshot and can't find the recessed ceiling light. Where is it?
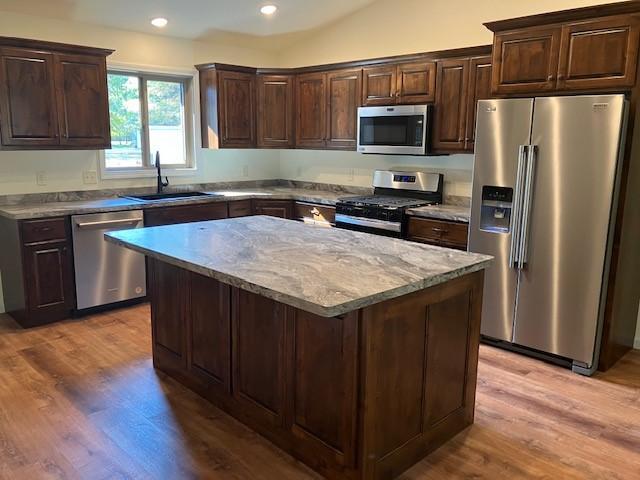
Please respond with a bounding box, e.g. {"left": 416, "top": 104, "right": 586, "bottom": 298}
{"left": 260, "top": 5, "right": 278, "bottom": 16}
{"left": 151, "top": 17, "right": 168, "bottom": 28}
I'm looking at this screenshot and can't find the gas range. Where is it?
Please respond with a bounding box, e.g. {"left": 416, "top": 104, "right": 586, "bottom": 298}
{"left": 335, "top": 170, "right": 443, "bottom": 238}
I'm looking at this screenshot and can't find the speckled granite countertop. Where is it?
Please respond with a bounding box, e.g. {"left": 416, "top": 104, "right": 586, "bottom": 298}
{"left": 406, "top": 205, "right": 471, "bottom": 223}
{"left": 0, "top": 188, "right": 345, "bottom": 220}
{"left": 0, "top": 186, "right": 471, "bottom": 223}
{"left": 105, "top": 216, "right": 491, "bottom": 317}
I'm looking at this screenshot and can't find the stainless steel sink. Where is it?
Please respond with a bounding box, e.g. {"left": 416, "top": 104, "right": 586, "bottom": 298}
{"left": 122, "top": 191, "right": 219, "bottom": 203}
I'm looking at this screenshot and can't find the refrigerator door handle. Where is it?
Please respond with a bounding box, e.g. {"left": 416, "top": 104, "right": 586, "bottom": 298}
{"left": 518, "top": 145, "right": 537, "bottom": 269}
{"left": 509, "top": 145, "right": 528, "bottom": 268}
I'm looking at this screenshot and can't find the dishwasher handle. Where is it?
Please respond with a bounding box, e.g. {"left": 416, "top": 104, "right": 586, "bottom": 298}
{"left": 75, "top": 218, "right": 142, "bottom": 230}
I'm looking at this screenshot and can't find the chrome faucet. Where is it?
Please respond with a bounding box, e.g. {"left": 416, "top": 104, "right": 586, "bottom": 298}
{"left": 155, "top": 151, "right": 169, "bottom": 194}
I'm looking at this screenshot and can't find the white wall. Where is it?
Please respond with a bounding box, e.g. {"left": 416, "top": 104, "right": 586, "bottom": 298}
{"left": 0, "top": 10, "right": 281, "bottom": 198}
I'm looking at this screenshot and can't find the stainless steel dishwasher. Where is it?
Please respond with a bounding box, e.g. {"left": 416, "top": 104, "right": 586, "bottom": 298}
{"left": 71, "top": 210, "right": 146, "bottom": 310}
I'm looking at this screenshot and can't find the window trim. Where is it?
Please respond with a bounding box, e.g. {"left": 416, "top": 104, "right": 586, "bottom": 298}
{"left": 100, "top": 63, "right": 198, "bottom": 180}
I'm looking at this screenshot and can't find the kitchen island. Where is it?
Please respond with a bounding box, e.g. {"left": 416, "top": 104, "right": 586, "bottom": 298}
{"left": 105, "top": 216, "right": 491, "bottom": 480}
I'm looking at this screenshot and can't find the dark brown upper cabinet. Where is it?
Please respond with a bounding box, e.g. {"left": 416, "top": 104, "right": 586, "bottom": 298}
{"left": 432, "top": 59, "right": 470, "bottom": 153}
{"left": 326, "top": 68, "right": 362, "bottom": 150}
{"left": 257, "top": 74, "right": 294, "bottom": 148}
{"left": 198, "top": 65, "right": 257, "bottom": 149}
{"left": 486, "top": 8, "right": 640, "bottom": 95}
{"left": 557, "top": 15, "right": 640, "bottom": 91}
{"left": 465, "top": 56, "right": 493, "bottom": 151}
{"left": 432, "top": 55, "right": 492, "bottom": 154}
{"left": 54, "top": 53, "right": 111, "bottom": 148}
{"left": 296, "top": 72, "right": 327, "bottom": 149}
{"left": 218, "top": 70, "right": 256, "bottom": 148}
{"left": 0, "top": 37, "right": 112, "bottom": 150}
{"left": 362, "top": 61, "right": 436, "bottom": 106}
{"left": 491, "top": 25, "right": 562, "bottom": 95}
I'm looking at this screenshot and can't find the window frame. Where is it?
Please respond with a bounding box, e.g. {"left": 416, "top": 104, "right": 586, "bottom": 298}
{"left": 100, "top": 64, "right": 198, "bottom": 179}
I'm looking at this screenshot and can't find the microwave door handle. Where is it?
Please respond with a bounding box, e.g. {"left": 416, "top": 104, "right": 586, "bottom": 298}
{"left": 518, "top": 145, "right": 537, "bottom": 269}
{"left": 509, "top": 145, "right": 528, "bottom": 268}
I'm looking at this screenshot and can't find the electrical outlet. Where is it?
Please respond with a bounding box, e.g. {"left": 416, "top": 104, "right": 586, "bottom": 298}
{"left": 82, "top": 171, "right": 98, "bottom": 184}
{"left": 36, "top": 172, "right": 47, "bottom": 186}
{"left": 242, "top": 165, "right": 249, "bottom": 178}
{"left": 348, "top": 168, "right": 355, "bottom": 181}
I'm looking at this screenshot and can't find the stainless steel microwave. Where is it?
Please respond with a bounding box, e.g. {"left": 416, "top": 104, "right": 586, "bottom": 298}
{"left": 357, "top": 105, "right": 430, "bottom": 155}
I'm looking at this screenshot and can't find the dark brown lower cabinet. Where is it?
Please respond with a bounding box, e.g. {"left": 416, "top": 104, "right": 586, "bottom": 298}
{"left": 252, "top": 199, "right": 294, "bottom": 219}
{"left": 407, "top": 217, "right": 469, "bottom": 250}
{"left": 148, "top": 257, "right": 484, "bottom": 480}
{"left": 144, "top": 202, "right": 228, "bottom": 226}
{"left": 0, "top": 216, "right": 75, "bottom": 327}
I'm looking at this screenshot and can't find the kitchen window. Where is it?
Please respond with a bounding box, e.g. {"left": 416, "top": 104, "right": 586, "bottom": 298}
{"left": 102, "top": 70, "right": 196, "bottom": 177}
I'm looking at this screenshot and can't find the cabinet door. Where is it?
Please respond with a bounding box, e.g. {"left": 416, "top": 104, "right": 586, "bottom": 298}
{"left": 362, "top": 65, "right": 397, "bottom": 106}
{"left": 396, "top": 61, "right": 436, "bottom": 104}
{"left": 54, "top": 53, "right": 111, "bottom": 148}
{"left": 432, "top": 59, "right": 469, "bottom": 153}
{"left": 257, "top": 74, "right": 295, "bottom": 148}
{"left": 465, "top": 56, "right": 492, "bottom": 152}
{"left": 296, "top": 72, "right": 326, "bottom": 148}
{"left": 189, "top": 272, "right": 231, "bottom": 393}
{"left": 253, "top": 200, "right": 293, "bottom": 219}
{"left": 232, "top": 288, "right": 287, "bottom": 427}
{"left": 22, "top": 240, "right": 74, "bottom": 322}
{"left": 557, "top": 15, "right": 640, "bottom": 91}
{"left": 218, "top": 70, "right": 256, "bottom": 148}
{"left": 326, "top": 69, "right": 362, "bottom": 150}
{"left": 144, "top": 202, "right": 228, "bottom": 227}
{"left": 0, "top": 48, "right": 59, "bottom": 147}
{"left": 492, "top": 26, "right": 561, "bottom": 94}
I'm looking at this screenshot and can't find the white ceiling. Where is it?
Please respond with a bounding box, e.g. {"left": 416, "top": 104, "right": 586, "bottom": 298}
{"left": 0, "top": 0, "right": 376, "bottom": 43}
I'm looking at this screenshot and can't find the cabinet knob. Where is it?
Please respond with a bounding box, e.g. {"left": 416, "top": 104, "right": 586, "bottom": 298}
{"left": 547, "top": 75, "right": 554, "bottom": 81}
{"left": 310, "top": 207, "right": 320, "bottom": 216}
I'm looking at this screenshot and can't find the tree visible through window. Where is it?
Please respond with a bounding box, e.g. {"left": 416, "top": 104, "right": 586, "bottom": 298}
{"left": 105, "top": 72, "right": 190, "bottom": 171}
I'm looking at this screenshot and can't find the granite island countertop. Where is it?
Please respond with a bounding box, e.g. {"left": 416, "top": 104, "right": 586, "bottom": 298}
{"left": 105, "top": 216, "right": 491, "bottom": 317}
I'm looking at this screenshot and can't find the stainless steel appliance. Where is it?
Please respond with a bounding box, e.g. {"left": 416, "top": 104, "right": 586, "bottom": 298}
{"left": 72, "top": 210, "right": 147, "bottom": 310}
{"left": 469, "top": 95, "right": 628, "bottom": 375}
{"left": 357, "top": 105, "right": 430, "bottom": 155}
{"left": 336, "top": 170, "right": 443, "bottom": 237}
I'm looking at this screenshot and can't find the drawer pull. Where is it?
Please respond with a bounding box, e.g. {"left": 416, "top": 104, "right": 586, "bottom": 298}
{"left": 310, "top": 207, "right": 320, "bottom": 216}
{"left": 39, "top": 227, "right": 52, "bottom": 232}
{"left": 432, "top": 227, "right": 448, "bottom": 234}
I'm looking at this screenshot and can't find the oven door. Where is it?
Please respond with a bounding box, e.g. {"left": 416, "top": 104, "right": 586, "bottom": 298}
{"left": 357, "top": 105, "right": 429, "bottom": 155}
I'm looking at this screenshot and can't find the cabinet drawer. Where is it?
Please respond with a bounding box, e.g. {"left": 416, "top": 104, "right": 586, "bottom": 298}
{"left": 228, "top": 200, "right": 253, "bottom": 218}
{"left": 407, "top": 217, "right": 468, "bottom": 250}
{"left": 144, "top": 202, "right": 228, "bottom": 227}
{"left": 294, "top": 202, "right": 335, "bottom": 225}
{"left": 21, "top": 218, "right": 68, "bottom": 244}
{"left": 253, "top": 200, "right": 294, "bottom": 219}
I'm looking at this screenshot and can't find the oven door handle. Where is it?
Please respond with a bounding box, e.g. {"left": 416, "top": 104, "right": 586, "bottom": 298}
{"left": 335, "top": 214, "right": 402, "bottom": 233}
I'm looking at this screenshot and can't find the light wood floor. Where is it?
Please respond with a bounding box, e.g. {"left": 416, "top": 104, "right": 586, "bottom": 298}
{"left": 0, "top": 304, "right": 638, "bottom": 480}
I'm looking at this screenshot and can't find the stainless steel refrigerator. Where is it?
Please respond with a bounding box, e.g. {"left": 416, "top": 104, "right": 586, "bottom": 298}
{"left": 469, "top": 95, "right": 628, "bottom": 375}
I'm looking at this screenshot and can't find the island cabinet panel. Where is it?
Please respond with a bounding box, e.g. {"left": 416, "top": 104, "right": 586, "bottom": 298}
{"left": 257, "top": 74, "right": 295, "bottom": 148}
{"left": 491, "top": 26, "right": 561, "bottom": 95}
{"left": 232, "top": 289, "right": 287, "bottom": 427}
{"left": 557, "top": 15, "right": 640, "bottom": 91}
{"left": 149, "top": 261, "right": 188, "bottom": 369}
{"left": 0, "top": 48, "right": 59, "bottom": 147}
{"left": 54, "top": 53, "right": 111, "bottom": 148}
{"left": 326, "top": 68, "right": 362, "bottom": 150}
{"left": 189, "top": 273, "right": 231, "bottom": 393}
{"left": 288, "top": 309, "right": 359, "bottom": 467}
{"left": 147, "top": 256, "right": 485, "bottom": 480}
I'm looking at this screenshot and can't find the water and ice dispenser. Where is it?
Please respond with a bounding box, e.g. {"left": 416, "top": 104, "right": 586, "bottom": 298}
{"left": 479, "top": 186, "right": 513, "bottom": 233}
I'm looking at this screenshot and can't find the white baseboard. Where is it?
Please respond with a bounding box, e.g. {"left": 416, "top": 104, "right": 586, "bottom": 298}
{"left": 635, "top": 337, "right": 640, "bottom": 350}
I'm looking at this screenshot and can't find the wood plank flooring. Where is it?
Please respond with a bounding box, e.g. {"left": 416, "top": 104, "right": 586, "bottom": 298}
{"left": 0, "top": 304, "right": 638, "bottom": 479}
